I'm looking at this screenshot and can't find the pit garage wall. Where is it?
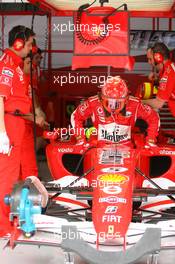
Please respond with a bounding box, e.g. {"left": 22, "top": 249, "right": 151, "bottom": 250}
{"left": 1, "top": 16, "right": 175, "bottom": 126}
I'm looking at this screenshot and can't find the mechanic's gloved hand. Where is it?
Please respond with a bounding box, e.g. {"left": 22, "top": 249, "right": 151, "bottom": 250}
{"left": 0, "top": 132, "right": 10, "bottom": 154}
{"left": 144, "top": 139, "right": 157, "bottom": 149}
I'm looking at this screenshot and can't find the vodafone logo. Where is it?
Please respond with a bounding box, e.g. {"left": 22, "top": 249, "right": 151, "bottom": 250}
{"left": 160, "top": 150, "right": 175, "bottom": 155}
{"left": 58, "top": 148, "right": 73, "bottom": 153}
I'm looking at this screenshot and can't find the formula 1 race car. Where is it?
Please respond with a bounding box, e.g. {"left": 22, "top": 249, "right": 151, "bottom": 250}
{"left": 45, "top": 128, "right": 175, "bottom": 214}
{"left": 3, "top": 129, "right": 175, "bottom": 264}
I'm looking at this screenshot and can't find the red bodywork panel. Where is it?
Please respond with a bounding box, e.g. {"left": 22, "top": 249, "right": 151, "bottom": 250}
{"left": 46, "top": 140, "right": 89, "bottom": 179}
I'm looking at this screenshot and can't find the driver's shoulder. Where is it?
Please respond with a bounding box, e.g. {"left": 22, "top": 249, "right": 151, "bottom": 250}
{"left": 128, "top": 96, "right": 140, "bottom": 105}
{"left": 88, "top": 95, "right": 100, "bottom": 104}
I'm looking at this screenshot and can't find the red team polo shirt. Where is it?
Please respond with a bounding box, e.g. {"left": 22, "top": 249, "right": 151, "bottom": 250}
{"left": 157, "top": 60, "right": 175, "bottom": 116}
{"left": 0, "top": 49, "right": 31, "bottom": 114}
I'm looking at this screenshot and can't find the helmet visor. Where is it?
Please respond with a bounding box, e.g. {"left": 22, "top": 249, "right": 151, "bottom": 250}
{"left": 102, "top": 96, "right": 126, "bottom": 113}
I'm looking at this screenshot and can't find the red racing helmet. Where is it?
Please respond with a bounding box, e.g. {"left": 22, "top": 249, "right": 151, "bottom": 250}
{"left": 101, "top": 76, "right": 128, "bottom": 114}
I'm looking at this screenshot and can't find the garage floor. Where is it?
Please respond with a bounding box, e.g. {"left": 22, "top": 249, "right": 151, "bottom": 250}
{"left": 0, "top": 239, "right": 86, "bottom": 264}
{"left": 1, "top": 238, "right": 175, "bottom": 264}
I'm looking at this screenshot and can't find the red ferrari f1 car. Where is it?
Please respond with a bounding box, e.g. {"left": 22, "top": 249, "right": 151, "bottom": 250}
{"left": 4, "top": 127, "right": 175, "bottom": 264}
{"left": 45, "top": 128, "right": 175, "bottom": 217}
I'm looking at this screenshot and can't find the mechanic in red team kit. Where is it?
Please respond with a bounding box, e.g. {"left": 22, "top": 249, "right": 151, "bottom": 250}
{"left": 143, "top": 42, "right": 175, "bottom": 116}
{"left": 20, "top": 51, "right": 48, "bottom": 180}
{"left": 71, "top": 76, "right": 160, "bottom": 146}
{"left": 0, "top": 25, "right": 35, "bottom": 237}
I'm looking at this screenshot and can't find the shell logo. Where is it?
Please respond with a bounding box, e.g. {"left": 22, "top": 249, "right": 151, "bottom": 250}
{"left": 98, "top": 174, "right": 129, "bottom": 184}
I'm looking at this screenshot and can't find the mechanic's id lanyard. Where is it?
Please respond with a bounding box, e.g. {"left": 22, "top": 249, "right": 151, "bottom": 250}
{"left": 98, "top": 122, "right": 131, "bottom": 143}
